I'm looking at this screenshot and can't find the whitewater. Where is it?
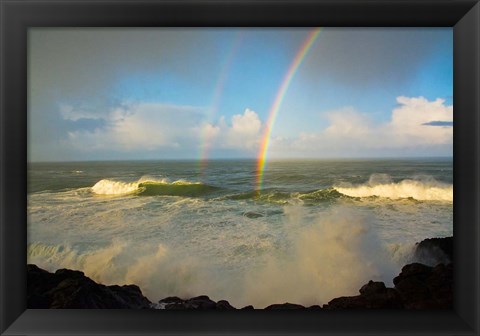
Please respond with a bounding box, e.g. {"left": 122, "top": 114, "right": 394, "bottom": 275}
{"left": 27, "top": 158, "right": 453, "bottom": 308}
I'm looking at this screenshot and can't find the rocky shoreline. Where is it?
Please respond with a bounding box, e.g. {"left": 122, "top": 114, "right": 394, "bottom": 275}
{"left": 27, "top": 236, "right": 453, "bottom": 309}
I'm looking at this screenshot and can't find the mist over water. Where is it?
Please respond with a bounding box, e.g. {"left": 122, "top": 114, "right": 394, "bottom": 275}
{"left": 28, "top": 159, "right": 453, "bottom": 307}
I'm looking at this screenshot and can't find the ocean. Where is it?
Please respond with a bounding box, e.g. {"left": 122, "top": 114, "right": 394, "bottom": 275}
{"left": 27, "top": 158, "right": 453, "bottom": 308}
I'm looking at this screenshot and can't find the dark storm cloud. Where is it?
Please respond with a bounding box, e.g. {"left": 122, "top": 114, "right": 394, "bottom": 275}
{"left": 303, "top": 28, "right": 451, "bottom": 87}
{"left": 28, "top": 28, "right": 230, "bottom": 161}
{"left": 29, "top": 28, "right": 226, "bottom": 105}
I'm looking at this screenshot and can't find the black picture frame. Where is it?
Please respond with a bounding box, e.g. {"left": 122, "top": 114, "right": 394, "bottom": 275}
{"left": 1, "top": 0, "right": 479, "bottom": 335}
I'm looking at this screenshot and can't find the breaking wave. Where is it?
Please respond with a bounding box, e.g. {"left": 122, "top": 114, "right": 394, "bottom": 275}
{"left": 91, "top": 177, "right": 220, "bottom": 197}
{"left": 92, "top": 180, "right": 139, "bottom": 195}
{"left": 334, "top": 174, "right": 453, "bottom": 202}
{"left": 87, "top": 175, "right": 453, "bottom": 202}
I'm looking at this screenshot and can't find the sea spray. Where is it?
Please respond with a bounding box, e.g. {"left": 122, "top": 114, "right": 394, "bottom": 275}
{"left": 27, "top": 240, "right": 219, "bottom": 303}
{"left": 27, "top": 240, "right": 130, "bottom": 285}
{"left": 28, "top": 205, "right": 416, "bottom": 308}
{"left": 242, "top": 205, "right": 399, "bottom": 307}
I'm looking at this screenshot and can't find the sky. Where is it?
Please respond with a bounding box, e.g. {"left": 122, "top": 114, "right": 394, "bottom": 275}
{"left": 28, "top": 28, "right": 453, "bottom": 162}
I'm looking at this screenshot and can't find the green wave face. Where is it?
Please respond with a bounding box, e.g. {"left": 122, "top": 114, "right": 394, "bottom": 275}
{"left": 298, "top": 188, "right": 346, "bottom": 202}
{"left": 225, "top": 190, "right": 290, "bottom": 204}
{"left": 224, "top": 188, "right": 346, "bottom": 204}
{"left": 138, "top": 182, "right": 220, "bottom": 197}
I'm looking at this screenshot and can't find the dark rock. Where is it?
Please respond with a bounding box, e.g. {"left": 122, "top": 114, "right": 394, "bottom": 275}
{"left": 109, "top": 284, "right": 152, "bottom": 309}
{"left": 28, "top": 264, "right": 48, "bottom": 273}
{"left": 48, "top": 277, "right": 117, "bottom": 309}
{"left": 241, "top": 305, "right": 255, "bottom": 310}
{"left": 394, "top": 263, "right": 433, "bottom": 283}
{"left": 359, "top": 280, "right": 387, "bottom": 295}
{"left": 216, "top": 300, "right": 236, "bottom": 310}
{"left": 27, "top": 264, "right": 63, "bottom": 308}
{"left": 393, "top": 262, "right": 452, "bottom": 309}
{"left": 27, "top": 264, "right": 151, "bottom": 309}
{"left": 265, "top": 303, "right": 305, "bottom": 309}
{"left": 323, "top": 295, "right": 368, "bottom": 309}
{"left": 324, "top": 281, "right": 403, "bottom": 309}
{"left": 427, "top": 263, "right": 453, "bottom": 308}
{"left": 160, "top": 295, "right": 237, "bottom": 309}
{"left": 324, "top": 262, "right": 453, "bottom": 310}
{"left": 158, "top": 296, "right": 184, "bottom": 304}
{"left": 184, "top": 295, "right": 217, "bottom": 309}
{"left": 415, "top": 236, "right": 452, "bottom": 265}
{"left": 359, "top": 281, "right": 403, "bottom": 309}
{"left": 190, "top": 295, "right": 210, "bottom": 300}
{"left": 55, "top": 268, "right": 85, "bottom": 279}
{"left": 308, "top": 305, "right": 322, "bottom": 309}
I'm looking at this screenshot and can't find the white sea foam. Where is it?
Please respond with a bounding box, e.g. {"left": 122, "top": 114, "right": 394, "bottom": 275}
{"left": 334, "top": 174, "right": 453, "bottom": 201}
{"left": 91, "top": 180, "right": 140, "bottom": 195}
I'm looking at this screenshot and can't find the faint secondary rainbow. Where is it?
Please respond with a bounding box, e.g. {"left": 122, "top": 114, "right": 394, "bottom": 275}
{"left": 256, "top": 28, "right": 322, "bottom": 191}
{"left": 199, "top": 31, "right": 243, "bottom": 175}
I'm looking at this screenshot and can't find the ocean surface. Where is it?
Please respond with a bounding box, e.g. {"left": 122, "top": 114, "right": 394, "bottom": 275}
{"left": 27, "top": 158, "right": 453, "bottom": 308}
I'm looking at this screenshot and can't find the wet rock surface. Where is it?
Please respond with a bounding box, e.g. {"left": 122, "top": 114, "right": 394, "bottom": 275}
{"left": 27, "top": 264, "right": 151, "bottom": 309}
{"left": 157, "top": 295, "right": 236, "bottom": 310}
{"left": 323, "top": 262, "right": 452, "bottom": 310}
{"left": 265, "top": 303, "right": 306, "bottom": 309}
{"left": 393, "top": 262, "right": 453, "bottom": 309}
{"left": 414, "top": 236, "right": 452, "bottom": 264}
{"left": 323, "top": 281, "right": 403, "bottom": 309}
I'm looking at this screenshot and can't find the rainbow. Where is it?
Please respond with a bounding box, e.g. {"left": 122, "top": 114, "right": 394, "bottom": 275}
{"left": 256, "top": 28, "right": 322, "bottom": 191}
{"left": 199, "top": 31, "right": 243, "bottom": 175}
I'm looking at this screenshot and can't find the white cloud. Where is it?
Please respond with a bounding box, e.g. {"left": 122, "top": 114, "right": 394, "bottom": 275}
{"left": 60, "top": 104, "right": 102, "bottom": 121}
{"left": 226, "top": 108, "right": 262, "bottom": 149}
{"left": 200, "top": 108, "right": 262, "bottom": 151}
{"left": 385, "top": 96, "right": 452, "bottom": 146}
{"left": 64, "top": 103, "right": 263, "bottom": 154}
{"left": 323, "top": 107, "right": 373, "bottom": 139}
{"left": 62, "top": 97, "right": 450, "bottom": 158}
{"left": 269, "top": 96, "right": 453, "bottom": 157}
{"left": 65, "top": 102, "right": 205, "bottom": 151}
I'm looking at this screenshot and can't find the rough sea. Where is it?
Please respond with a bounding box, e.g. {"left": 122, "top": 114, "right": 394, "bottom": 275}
{"left": 27, "top": 158, "right": 453, "bottom": 308}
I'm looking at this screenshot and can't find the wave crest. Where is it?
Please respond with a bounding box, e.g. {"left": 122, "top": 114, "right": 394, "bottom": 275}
{"left": 334, "top": 175, "right": 453, "bottom": 201}
{"left": 91, "top": 179, "right": 139, "bottom": 195}
{"left": 91, "top": 177, "right": 218, "bottom": 197}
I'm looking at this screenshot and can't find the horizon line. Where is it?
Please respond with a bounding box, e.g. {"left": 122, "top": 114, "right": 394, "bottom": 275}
{"left": 28, "top": 156, "right": 454, "bottom": 164}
